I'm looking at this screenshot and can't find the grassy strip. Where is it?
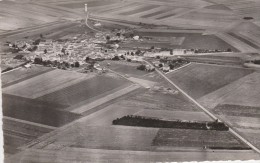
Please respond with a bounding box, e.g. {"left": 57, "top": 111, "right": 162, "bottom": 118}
{"left": 113, "top": 115, "right": 229, "bottom": 131}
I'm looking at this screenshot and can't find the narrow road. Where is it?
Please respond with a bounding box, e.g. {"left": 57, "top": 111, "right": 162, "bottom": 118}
{"left": 143, "top": 59, "right": 260, "bottom": 155}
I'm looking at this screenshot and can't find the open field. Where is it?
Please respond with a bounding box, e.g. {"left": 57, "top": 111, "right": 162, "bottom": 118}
{"left": 221, "top": 115, "right": 260, "bottom": 129}
{"left": 1, "top": 21, "right": 80, "bottom": 42}
{"left": 75, "top": 101, "right": 142, "bottom": 126}
{"left": 86, "top": 0, "right": 239, "bottom": 30}
{"left": 228, "top": 32, "right": 260, "bottom": 49}
{"left": 210, "top": 104, "right": 260, "bottom": 150}
{"left": 199, "top": 72, "right": 260, "bottom": 109}
{"left": 3, "top": 69, "right": 94, "bottom": 99}
{"left": 100, "top": 60, "right": 149, "bottom": 77}
{"left": 221, "top": 72, "right": 260, "bottom": 107}
{"left": 167, "top": 63, "right": 254, "bottom": 99}
{"left": 4, "top": 135, "right": 29, "bottom": 155}
{"left": 137, "top": 6, "right": 172, "bottom": 18}
{"left": 3, "top": 117, "right": 54, "bottom": 155}
{"left": 237, "top": 128, "right": 260, "bottom": 150}
{"left": 127, "top": 89, "right": 201, "bottom": 112}
{"left": 232, "top": 22, "right": 260, "bottom": 46}
{"left": 213, "top": 104, "right": 260, "bottom": 118}
{"left": 70, "top": 126, "right": 158, "bottom": 151}
{"left": 179, "top": 10, "right": 239, "bottom": 23}
{"left": 1, "top": 65, "right": 53, "bottom": 88}
{"left": 184, "top": 55, "right": 243, "bottom": 65}
{"left": 199, "top": 70, "right": 260, "bottom": 151}
{"left": 29, "top": 125, "right": 159, "bottom": 151}
{"left": 135, "top": 31, "right": 238, "bottom": 51}
{"left": 2, "top": 94, "right": 80, "bottom": 127}
{"left": 37, "top": 75, "right": 129, "bottom": 106}
{"left": 153, "top": 129, "right": 247, "bottom": 149}
{"left": 70, "top": 84, "right": 140, "bottom": 114}
{"left": 215, "top": 33, "right": 258, "bottom": 53}
{"left": 119, "top": 5, "right": 159, "bottom": 16}
{"left": 143, "top": 36, "right": 185, "bottom": 45}
{"left": 3, "top": 117, "right": 54, "bottom": 138}
{"left": 0, "top": 1, "right": 80, "bottom": 31}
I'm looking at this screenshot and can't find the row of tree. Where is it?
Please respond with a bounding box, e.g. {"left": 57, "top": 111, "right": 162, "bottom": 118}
{"left": 113, "top": 115, "right": 229, "bottom": 131}
{"left": 34, "top": 57, "right": 80, "bottom": 69}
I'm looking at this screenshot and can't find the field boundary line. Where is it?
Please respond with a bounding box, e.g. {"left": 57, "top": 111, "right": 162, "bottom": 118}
{"left": 1, "top": 67, "right": 22, "bottom": 75}
{"left": 3, "top": 116, "right": 57, "bottom": 130}
{"left": 64, "top": 83, "right": 131, "bottom": 111}
{"left": 2, "top": 67, "right": 55, "bottom": 88}
{"left": 107, "top": 68, "right": 156, "bottom": 88}
{"left": 165, "top": 62, "right": 192, "bottom": 75}
{"left": 106, "top": 68, "right": 136, "bottom": 84}
{"left": 144, "top": 59, "right": 260, "bottom": 154}
{"left": 71, "top": 84, "right": 140, "bottom": 114}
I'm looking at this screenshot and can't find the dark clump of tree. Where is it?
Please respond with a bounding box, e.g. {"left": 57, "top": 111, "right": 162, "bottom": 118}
{"left": 137, "top": 64, "right": 146, "bottom": 71}
{"left": 227, "top": 48, "right": 232, "bottom": 52}
{"left": 135, "top": 49, "right": 141, "bottom": 55}
{"left": 208, "top": 146, "right": 251, "bottom": 150}
{"left": 85, "top": 56, "right": 90, "bottom": 62}
{"left": 243, "top": 17, "right": 253, "bottom": 20}
{"left": 170, "top": 49, "right": 173, "bottom": 55}
{"left": 34, "top": 57, "right": 43, "bottom": 64}
{"left": 130, "top": 33, "right": 134, "bottom": 38}
{"left": 28, "top": 46, "right": 37, "bottom": 52}
{"left": 44, "top": 49, "right": 47, "bottom": 54}
{"left": 120, "top": 55, "right": 125, "bottom": 60}
{"left": 2, "top": 67, "right": 13, "bottom": 73}
{"left": 106, "top": 35, "right": 110, "bottom": 41}
{"left": 112, "top": 56, "right": 120, "bottom": 61}
{"left": 107, "top": 40, "right": 120, "bottom": 44}
{"left": 64, "top": 62, "right": 70, "bottom": 68}
{"left": 112, "top": 115, "right": 229, "bottom": 131}
{"left": 168, "top": 58, "right": 190, "bottom": 70}
{"left": 33, "top": 39, "right": 41, "bottom": 45}
{"left": 74, "top": 61, "right": 80, "bottom": 67}
{"left": 61, "top": 48, "right": 66, "bottom": 54}
{"left": 10, "top": 48, "right": 22, "bottom": 53}
{"left": 252, "top": 60, "right": 260, "bottom": 65}
{"left": 13, "top": 54, "right": 24, "bottom": 60}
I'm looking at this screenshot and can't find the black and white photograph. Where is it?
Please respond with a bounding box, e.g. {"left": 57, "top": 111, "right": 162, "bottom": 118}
{"left": 1, "top": 0, "right": 260, "bottom": 162}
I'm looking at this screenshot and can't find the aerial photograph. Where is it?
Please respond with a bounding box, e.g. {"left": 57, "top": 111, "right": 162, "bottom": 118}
{"left": 0, "top": 0, "right": 260, "bottom": 162}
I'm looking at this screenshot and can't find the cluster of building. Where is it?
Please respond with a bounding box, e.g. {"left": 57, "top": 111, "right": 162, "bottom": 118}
{"left": 152, "top": 57, "right": 190, "bottom": 72}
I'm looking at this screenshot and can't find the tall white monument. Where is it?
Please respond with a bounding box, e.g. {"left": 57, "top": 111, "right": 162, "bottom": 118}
{"left": 85, "top": 4, "right": 88, "bottom": 19}
{"left": 85, "top": 4, "right": 88, "bottom": 13}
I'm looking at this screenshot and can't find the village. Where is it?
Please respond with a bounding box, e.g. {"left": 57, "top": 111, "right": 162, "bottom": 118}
{"left": 1, "top": 24, "right": 195, "bottom": 74}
